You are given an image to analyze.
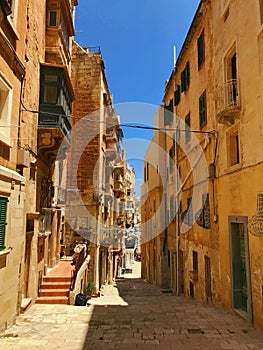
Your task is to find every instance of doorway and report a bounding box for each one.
[229,216,253,323]
[178,249,184,294]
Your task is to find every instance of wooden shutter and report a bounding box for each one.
[185,114,191,143]
[0,197,8,251]
[164,100,173,126]
[205,256,212,298]
[198,31,204,67]
[186,61,190,88]
[181,70,186,92]
[199,92,206,127]
[174,85,181,106]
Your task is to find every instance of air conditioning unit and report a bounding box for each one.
[17,149,30,167]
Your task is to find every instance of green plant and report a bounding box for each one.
[85,281,94,296]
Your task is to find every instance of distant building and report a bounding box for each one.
[66,42,125,292]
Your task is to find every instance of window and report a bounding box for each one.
[0,75,12,144]
[170,196,175,221]
[229,132,240,166]
[202,194,210,229]
[193,251,198,273]
[41,73,58,104]
[176,121,181,142]
[0,197,8,251]
[169,146,175,173]
[147,163,149,181]
[197,30,205,67]
[181,61,190,92]
[40,65,72,116]
[185,114,191,143]
[174,85,181,106]
[164,99,173,126]
[199,91,207,128]
[49,11,57,26]
[205,256,212,298]
[260,0,263,24]
[144,163,149,182]
[183,197,193,226]
[60,13,70,50]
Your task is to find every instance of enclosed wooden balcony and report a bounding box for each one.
[45,0,75,66]
[38,64,73,160]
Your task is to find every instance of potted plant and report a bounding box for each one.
[85,281,94,299]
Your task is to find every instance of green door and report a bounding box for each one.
[231,223,248,312]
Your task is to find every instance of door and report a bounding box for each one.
[231,53,237,103]
[229,216,252,322]
[178,249,184,294]
[171,252,176,290]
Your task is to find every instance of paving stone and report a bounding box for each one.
[1,277,263,349]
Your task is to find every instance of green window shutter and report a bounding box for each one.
[186,61,190,88]
[164,100,173,126]
[198,31,204,67]
[185,114,191,143]
[181,70,186,92]
[199,92,206,127]
[0,197,8,251]
[174,85,181,106]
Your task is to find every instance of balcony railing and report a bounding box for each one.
[216,79,241,122]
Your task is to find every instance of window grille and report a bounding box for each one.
[249,192,263,236]
[0,197,8,251]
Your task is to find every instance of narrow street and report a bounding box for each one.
[1,264,263,350]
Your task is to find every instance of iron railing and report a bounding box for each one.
[216,79,241,118]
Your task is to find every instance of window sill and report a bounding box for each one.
[0,133,12,148]
[0,247,12,257]
[225,163,242,175]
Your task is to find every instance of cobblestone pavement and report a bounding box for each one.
[1,276,263,349]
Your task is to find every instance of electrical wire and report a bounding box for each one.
[20,106,215,135]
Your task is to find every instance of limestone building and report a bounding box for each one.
[66,41,125,292]
[0,0,77,331]
[142,0,263,330]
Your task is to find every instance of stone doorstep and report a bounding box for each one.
[20,298,32,314]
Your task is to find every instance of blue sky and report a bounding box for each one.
[74,0,200,194]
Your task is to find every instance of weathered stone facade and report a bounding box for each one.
[0,0,77,332]
[142,0,263,331]
[66,42,124,293]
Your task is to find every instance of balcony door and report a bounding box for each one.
[225,50,238,105]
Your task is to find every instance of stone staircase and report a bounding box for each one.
[36,275,72,305]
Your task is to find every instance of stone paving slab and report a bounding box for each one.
[1,278,263,349]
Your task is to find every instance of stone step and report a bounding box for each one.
[35,296,69,305]
[41,282,71,289]
[43,276,71,283]
[39,289,69,297]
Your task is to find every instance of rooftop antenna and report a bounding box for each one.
[173,45,177,67]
